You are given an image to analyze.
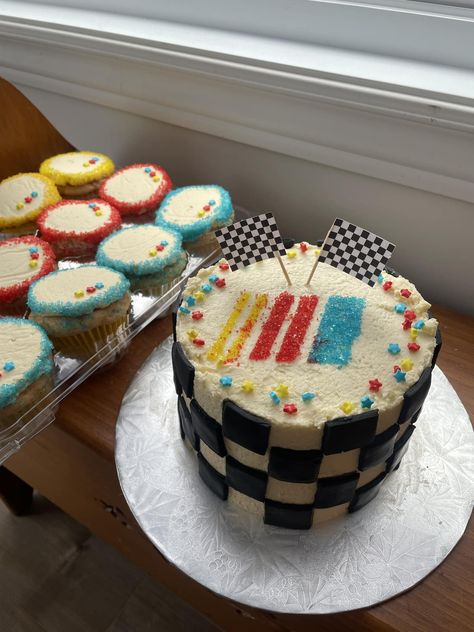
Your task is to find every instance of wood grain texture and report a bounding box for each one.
[0,78,74,180]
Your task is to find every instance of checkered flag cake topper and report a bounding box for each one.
[215,213,287,272]
[312,218,395,286]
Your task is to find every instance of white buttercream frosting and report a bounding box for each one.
[42,202,112,233]
[160,187,222,226]
[0,322,44,390]
[0,176,46,220]
[47,152,103,174]
[104,166,162,203]
[177,245,437,450]
[0,241,46,289]
[100,225,179,265]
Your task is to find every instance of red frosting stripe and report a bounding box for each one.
[249,291,294,361]
[0,236,56,304]
[276,295,319,362]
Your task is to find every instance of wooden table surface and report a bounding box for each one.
[9,304,474,632]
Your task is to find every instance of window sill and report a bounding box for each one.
[1,1,474,202]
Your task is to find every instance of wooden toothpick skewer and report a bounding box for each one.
[305,256,319,286]
[276,254,292,286]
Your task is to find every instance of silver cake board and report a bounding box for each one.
[115,337,474,615]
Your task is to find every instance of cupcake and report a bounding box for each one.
[40,151,115,198]
[0,318,54,430]
[0,236,57,315]
[27,265,131,355]
[37,199,122,258]
[0,173,61,229]
[155,185,233,248]
[99,163,172,216]
[96,225,187,295]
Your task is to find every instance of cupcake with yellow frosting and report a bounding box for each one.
[40,151,115,198]
[0,173,61,229]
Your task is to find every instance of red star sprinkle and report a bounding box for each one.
[24,196,32,203]
[89,159,96,164]
[192,338,205,346]
[369,379,382,392]
[400,289,412,298]
[408,342,420,352]
[404,310,416,321]
[402,319,412,330]
[86,286,96,293]
[393,365,401,373]
[30,252,39,260]
[299,242,308,252]
[215,278,226,288]
[382,281,393,291]
[156,244,164,251]
[219,262,229,271]
[191,311,203,320]
[283,403,298,414]
[203,205,211,211]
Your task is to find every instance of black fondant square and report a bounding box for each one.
[222,400,271,455]
[358,424,399,471]
[349,472,386,513]
[432,326,442,368]
[322,410,378,454]
[178,395,199,450]
[264,499,313,530]
[198,453,228,500]
[268,447,322,483]
[314,471,360,508]
[398,367,432,424]
[190,399,226,457]
[171,342,194,398]
[386,424,416,472]
[226,456,267,501]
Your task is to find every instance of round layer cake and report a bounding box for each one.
[0,173,61,228]
[40,151,115,198]
[99,163,172,216]
[155,185,233,246]
[0,236,56,311]
[172,243,441,529]
[37,199,122,257]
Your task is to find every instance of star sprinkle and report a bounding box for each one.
[187,329,198,339]
[301,392,316,401]
[394,303,406,314]
[299,242,308,252]
[193,291,205,301]
[274,384,289,398]
[400,289,412,298]
[340,401,355,415]
[388,343,401,355]
[186,296,196,307]
[191,311,203,320]
[393,370,406,382]
[241,380,254,393]
[3,361,15,372]
[192,338,205,346]
[74,290,84,298]
[286,250,296,258]
[219,262,229,271]
[404,310,416,322]
[283,403,298,414]
[201,284,212,293]
[29,261,38,269]
[219,376,232,387]
[360,395,374,409]
[400,358,414,372]
[382,281,393,291]
[413,320,425,330]
[408,342,420,352]
[95,282,104,290]
[369,378,382,392]
[378,274,384,284]
[410,328,419,340]
[269,391,280,405]
[179,306,190,315]
[209,274,219,283]
[215,278,226,288]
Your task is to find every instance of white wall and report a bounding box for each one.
[18,85,474,315]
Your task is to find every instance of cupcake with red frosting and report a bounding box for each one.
[0,236,56,315]
[99,163,172,216]
[37,198,121,258]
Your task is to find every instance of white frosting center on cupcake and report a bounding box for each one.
[43,202,112,233]
[0,322,43,389]
[0,242,46,289]
[48,152,102,174]
[100,225,178,264]
[104,167,162,203]
[161,187,222,226]
[0,176,46,219]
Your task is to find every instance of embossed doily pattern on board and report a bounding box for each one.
[115,337,474,614]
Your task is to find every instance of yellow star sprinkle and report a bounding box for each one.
[82,162,90,167]
[410,328,418,340]
[286,250,296,258]
[149,249,157,257]
[314,249,321,255]
[16,202,24,210]
[340,401,355,415]
[198,210,205,218]
[241,380,254,393]
[194,291,205,301]
[74,290,84,298]
[275,383,289,398]
[400,358,414,372]
[187,329,198,340]
[95,211,103,217]
[29,260,38,269]
[153,176,160,182]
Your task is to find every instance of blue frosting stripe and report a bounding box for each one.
[0,317,54,408]
[96,225,183,276]
[155,185,233,241]
[27,265,130,317]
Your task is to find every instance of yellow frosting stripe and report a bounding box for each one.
[223,293,268,363]
[207,291,250,362]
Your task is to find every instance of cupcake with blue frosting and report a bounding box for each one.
[27,265,131,355]
[155,185,233,248]
[96,225,187,296]
[0,317,54,429]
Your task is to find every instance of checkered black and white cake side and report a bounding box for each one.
[215,213,286,271]
[319,218,395,287]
